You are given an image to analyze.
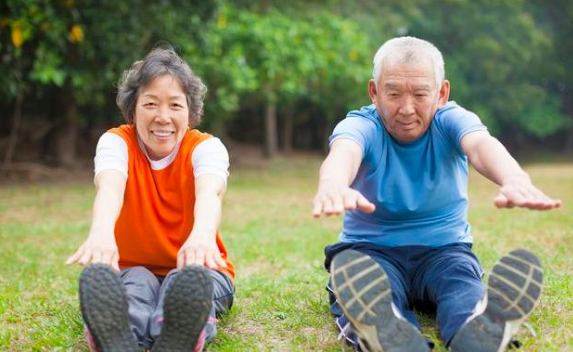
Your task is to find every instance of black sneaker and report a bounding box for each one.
[331,250,430,352]
[449,249,543,352]
[152,265,213,352]
[79,264,140,352]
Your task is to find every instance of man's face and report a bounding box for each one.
[369,58,450,143]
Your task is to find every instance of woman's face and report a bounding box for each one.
[133,74,189,160]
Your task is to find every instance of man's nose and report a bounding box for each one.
[398,96,415,116]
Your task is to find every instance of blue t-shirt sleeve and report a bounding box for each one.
[329,114,378,160]
[435,102,488,155]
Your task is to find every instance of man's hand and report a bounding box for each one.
[494,176,562,210]
[177,234,227,270]
[312,183,376,218]
[65,234,119,271]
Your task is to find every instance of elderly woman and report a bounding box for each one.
[66,46,235,352]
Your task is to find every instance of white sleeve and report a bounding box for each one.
[94,133,129,179]
[192,138,230,185]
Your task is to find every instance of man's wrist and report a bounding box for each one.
[501,172,531,187]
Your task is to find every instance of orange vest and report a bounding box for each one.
[109,124,234,280]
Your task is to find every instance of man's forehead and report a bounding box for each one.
[380,61,435,87]
[383,81,433,90]
[381,55,434,76]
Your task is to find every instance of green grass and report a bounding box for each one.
[1,157,572,351]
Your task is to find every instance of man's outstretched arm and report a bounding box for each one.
[461,130,562,210]
[312,139,376,218]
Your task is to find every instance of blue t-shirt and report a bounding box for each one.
[330,101,487,247]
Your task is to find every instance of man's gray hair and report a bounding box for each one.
[116,45,207,127]
[372,36,445,88]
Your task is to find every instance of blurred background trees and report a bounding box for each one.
[1,0,571,171]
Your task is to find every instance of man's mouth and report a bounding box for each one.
[398,121,417,130]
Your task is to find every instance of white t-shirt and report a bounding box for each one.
[94,132,229,184]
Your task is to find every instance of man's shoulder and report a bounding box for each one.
[435,101,474,120]
[347,104,379,122]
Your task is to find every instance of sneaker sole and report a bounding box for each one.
[79,264,139,352]
[152,265,213,352]
[331,250,429,352]
[449,249,543,352]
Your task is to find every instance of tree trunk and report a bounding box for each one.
[282,108,293,154]
[263,83,278,158]
[565,129,573,155]
[265,101,278,157]
[563,91,573,155]
[44,80,78,167]
[1,92,24,176]
[55,98,78,167]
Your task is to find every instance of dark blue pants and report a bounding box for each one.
[324,242,485,345]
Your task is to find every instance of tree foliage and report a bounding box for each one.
[1,0,572,165]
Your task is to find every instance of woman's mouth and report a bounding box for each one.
[151,130,175,139]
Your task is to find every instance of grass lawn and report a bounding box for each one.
[0,156,572,351]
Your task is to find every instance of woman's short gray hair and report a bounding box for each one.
[116,45,207,127]
[372,36,445,88]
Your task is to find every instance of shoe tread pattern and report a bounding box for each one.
[79,264,139,352]
[331,250,429,352]
[152,265,213,352]
[450,249,543,352]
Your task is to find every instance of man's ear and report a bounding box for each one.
[368,79,378,104]
[438,79,450,107]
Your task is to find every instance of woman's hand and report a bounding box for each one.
[65,234,119,271]
[177,234,227,270]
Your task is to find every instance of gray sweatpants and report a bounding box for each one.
[120,266,234,350]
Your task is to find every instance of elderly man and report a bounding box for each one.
[312,36,561,352]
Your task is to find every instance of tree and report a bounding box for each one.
[0,0,218,167]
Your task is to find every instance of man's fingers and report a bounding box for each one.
[314,189,375,217]
[343,194,358,211]
[312,199,324,218]
[357,195,376,213]
[494,194,508,208]
[330,195,345,216]
[322,194,336,216]
[496,187,562,210]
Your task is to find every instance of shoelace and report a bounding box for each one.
[522,322,537,338]
[337,321,352,341]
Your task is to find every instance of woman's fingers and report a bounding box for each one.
[178,245,227,269]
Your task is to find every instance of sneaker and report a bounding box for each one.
[152,265,213,352]
[79,264,140,352]
[449,249,543,352]
[330,249,430,352]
